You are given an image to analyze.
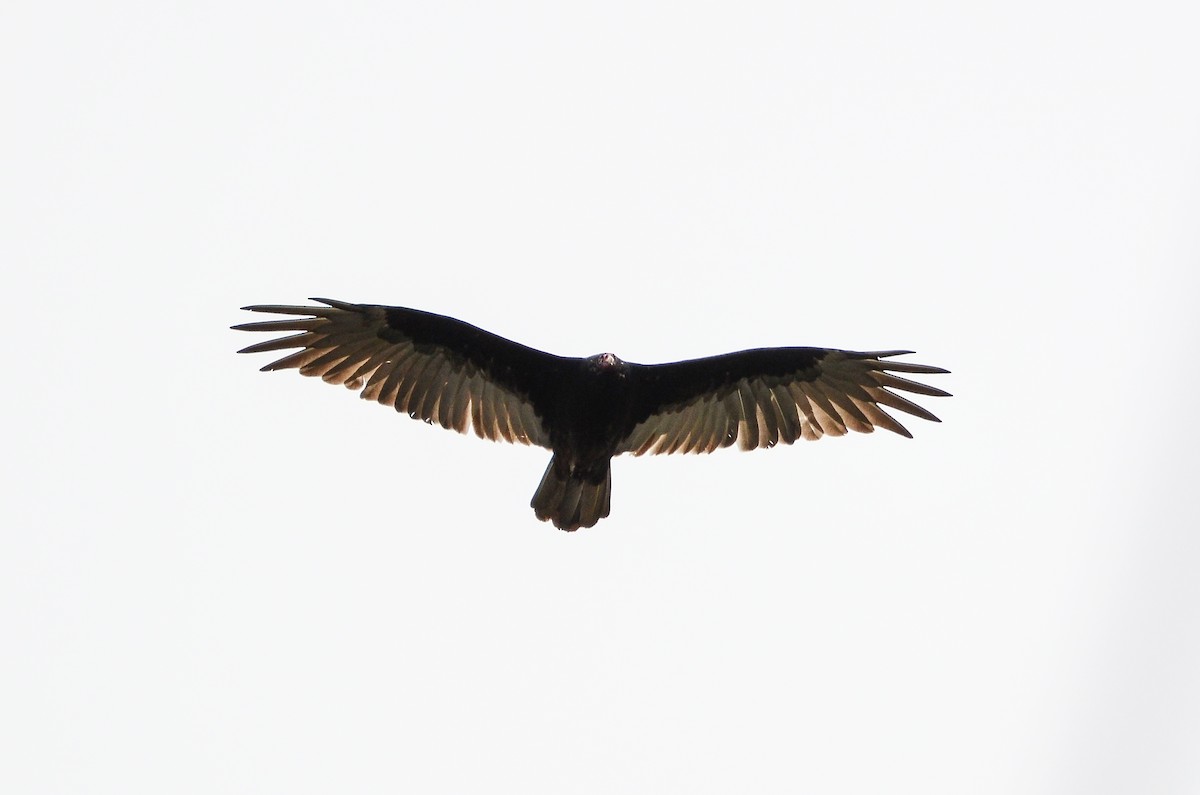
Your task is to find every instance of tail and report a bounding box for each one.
[530,456,612,531]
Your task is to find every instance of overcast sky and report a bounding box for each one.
[3,1,1198,793]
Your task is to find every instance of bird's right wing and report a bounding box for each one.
[619,348,950,455]
[233,299,558,447]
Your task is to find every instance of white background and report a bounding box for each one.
[3,1,1197,793]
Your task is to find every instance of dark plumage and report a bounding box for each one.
[233,299,951,530]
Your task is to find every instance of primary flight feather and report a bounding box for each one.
[234,299,950,531]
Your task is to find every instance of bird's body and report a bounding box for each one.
[529,353,631,529]
[234,299,950,530]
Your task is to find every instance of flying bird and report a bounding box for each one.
[234,299,950,531]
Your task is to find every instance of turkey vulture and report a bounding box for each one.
[234,299,950,531]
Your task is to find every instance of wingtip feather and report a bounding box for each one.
[309,297,363,311]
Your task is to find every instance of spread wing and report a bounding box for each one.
[619,348,949,455]
[233,298,559,447]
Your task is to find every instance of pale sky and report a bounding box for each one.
[3,1,1198,793]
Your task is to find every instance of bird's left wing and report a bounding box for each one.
[233,299,557,447]
[619,348,950,455]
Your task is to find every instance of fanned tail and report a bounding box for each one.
[531,456,611,531]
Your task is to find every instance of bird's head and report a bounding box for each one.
[587,352,628,377]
